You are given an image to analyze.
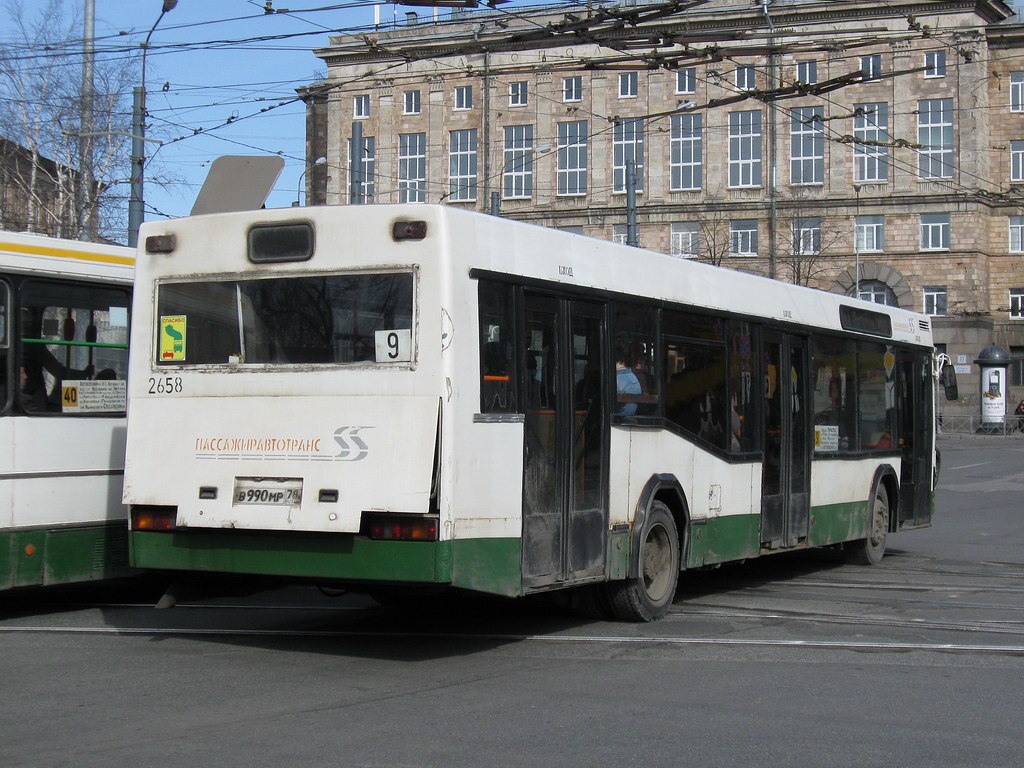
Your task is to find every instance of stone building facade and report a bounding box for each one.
[305,0,1024,418]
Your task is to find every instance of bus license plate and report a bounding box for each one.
[233,478,303,507]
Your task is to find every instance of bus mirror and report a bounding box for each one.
[940,361,959,401]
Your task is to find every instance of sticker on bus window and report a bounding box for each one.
[61,379,127,413]
[374,329,412,363]
[160,315,187,362]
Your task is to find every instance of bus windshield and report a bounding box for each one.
[155,272,414,366]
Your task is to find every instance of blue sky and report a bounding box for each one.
[3,0,515,227]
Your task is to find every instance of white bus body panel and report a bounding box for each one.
[124,394,437,533]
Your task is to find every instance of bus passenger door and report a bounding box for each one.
[897,350,934,528]
[761,332,810,549]
[522,293,608,588]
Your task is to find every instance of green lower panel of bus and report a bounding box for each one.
[130,530,465,586]
[0,523,131,591]
[686,514,761,568]
[808,500,871,547]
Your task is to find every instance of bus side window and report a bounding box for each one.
[810,335,856,453]
[613,302,657,416]
[478,281,517,414]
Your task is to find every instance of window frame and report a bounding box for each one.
[917,98,954,180]
[563,76,582,103]
[728,110,762,188]
[923,285,948,316]
[855,215,885,253]
[454,85,473,111]
[502,124,534,200]
[618,72,638,98]
[353,94,370,119]
[557,120,588,196]
[613,118,645,194]
[790,106,824,185]
[854,102,890,183]
[669,113,702,191]
[924,51,946,78]
[670,222,699,258]
[402,90,421,115]
[920,213,951,251]
[676,67,697,94]
[730,219,759,256]
[509,81,528,107]
[398,132,427,203]
[448,128,478,203]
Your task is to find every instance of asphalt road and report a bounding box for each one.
[2,437,1023,768]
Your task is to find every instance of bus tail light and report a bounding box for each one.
[131,505,178,532]
[365,514,438,542]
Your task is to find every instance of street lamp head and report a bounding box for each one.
[163,1,178,12]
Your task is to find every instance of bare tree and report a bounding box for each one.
[0,0,136,242]
[777,202,845,287]
[692,205,733,267]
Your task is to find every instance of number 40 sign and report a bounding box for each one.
[374,329,412,362]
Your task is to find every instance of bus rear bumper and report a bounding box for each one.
[129,530,452,585]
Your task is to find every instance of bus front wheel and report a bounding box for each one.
[846,484,889,565]
[606,501,680,621]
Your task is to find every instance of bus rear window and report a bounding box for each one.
[156,272,414,365]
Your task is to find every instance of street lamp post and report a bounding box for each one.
[128,0,177,248]
[292,157,327,207]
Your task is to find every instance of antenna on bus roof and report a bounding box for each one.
[191,155,285,216]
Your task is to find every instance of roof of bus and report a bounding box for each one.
[0,229,134,282]
[138,204,932,347]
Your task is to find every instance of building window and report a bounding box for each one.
[920,213,950,250]
[348,136,375,202]
[730,220,758,256]
[398,132,426,203]
[1010,289,1024,319]
[618,72,638,98]
[563,76,582,102]
[557,120,588,196]
[858,280,898,306]
[353,94,370,119]
[676,68,696,94]
[791,218,821,255]
[670,113,702,191]
[613,118,644,193]
[1012,72,1024,112]
[448,129,477,202]
[670,222,699,258]
[854,103,890,182]
[918,98,954,179]
[455,85,473,110]
[1012,141,1024,183]
[1010,216,1024,253]
[924,51,946,78]
[509,81,528,106]
[736,65,756,91]
[612,225,628,245]
[855,215,885,253]
[1011,346,1024,386]
[403,90,421,115]
[502,125,533,199]
[923,286,947,316]
[860,55,882,81]
[796,60,817,86]
[791,106,824,185]
[729,110,762,188]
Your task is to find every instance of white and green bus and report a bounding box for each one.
[1,230,134,590]
[125,205,942,620]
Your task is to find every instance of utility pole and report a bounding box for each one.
[128,1,177,248]
[80,0,95,241]
[626,159,638,247]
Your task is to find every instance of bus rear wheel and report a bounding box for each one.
[846,483,889,565]
[606,501,680,622]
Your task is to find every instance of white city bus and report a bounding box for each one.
[1,230,134,590]
[125,205,939,620]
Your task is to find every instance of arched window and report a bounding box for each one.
[854,280,898,306]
